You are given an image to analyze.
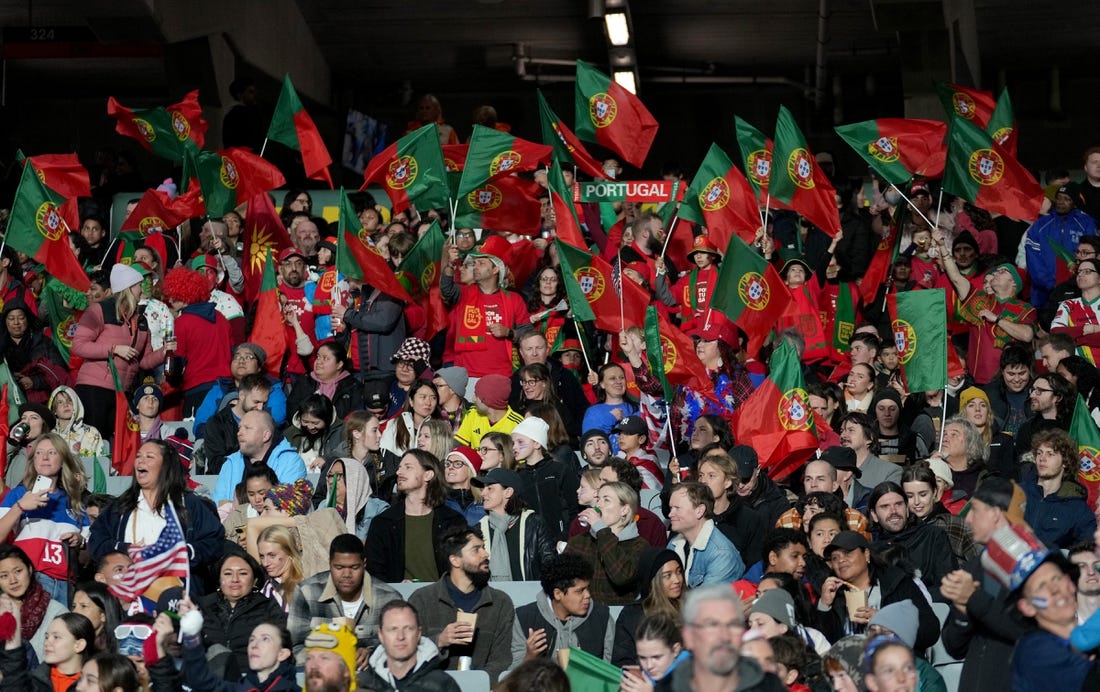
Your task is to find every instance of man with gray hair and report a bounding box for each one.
[657,584,786,691]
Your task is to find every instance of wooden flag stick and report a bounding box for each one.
[572,318,594,373]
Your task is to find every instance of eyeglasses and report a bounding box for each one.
[1031,386,1054,394]
[1079,268,1098,275]
[478,446,499,454]
[233,352,258,362]
[520,378,545,387]
[444,460,469,470]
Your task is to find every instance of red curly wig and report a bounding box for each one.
[161,268,213,305]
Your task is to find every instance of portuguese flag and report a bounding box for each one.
[267,74,333,188]
[336,189,411,302]
[248,247,288,378]
[988,88,1017,156]
[644,305,712,400]
[120,188,201,236]
[453,175,542,234]
[887,289,948,393]
[1070,394,1100,508]
[556,239,646,331]
[183,147,286,217]
[731,340,818,480]
[241,192,294,304]
[549,159,587,249]
[396,219,444,298]
[442,144,468,172]
[711,233,792,357]
[39,278,85,365]
[834,119,948,186]
[679,142,762,247]
[18,150,91,235]
[107,90,207,162]
[1049,237,1076,286]
[770,106,840,236]
[574,60,658,168]
[457,124,553,199]
[734,116,784,207]
[937,82,998,128]
[361,123,449,213]
[8,162,90,291]
[536,89,604,179]
[941,116,1043,221]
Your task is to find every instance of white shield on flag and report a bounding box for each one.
[755,160,770,178]
[797,157,812,180]
[748,280,764,301]
[477,190,493,205]
[979,156,995,177]
[596,101,609,119]
[579,276,595,294]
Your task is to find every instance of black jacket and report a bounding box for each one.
[178,641,300,692]
[286,373,364,420]
[515,456,580,542]
[202,404,243,474]
[508,360,589,440]
[365,503,466,583]
[713,498,765,566]
[477,510,556,581]
[200,590,288,678]
[356,653,460,692]
[817,562,941,651]
[0,646,50,692]
[743,473,791,528]
[872,521,957,602]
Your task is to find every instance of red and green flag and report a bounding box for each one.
[120,188,201,237]
[396,220,445,298]
[679,142,762,247]
[1070,395,1100,508]
[734,116,785,208]
[834,119,948,186]
[988,88,1017,156]
[107,90,207,162]
[937,82,998,128]
[39,278,85,365]
[574,60,658,168]
[8,162,90,291]
[711,233,792,356]
[18,150,91,234]
[361,124,449,213]
[184,147,286,218]
[108,358,140,476]
[336,189,412,302]
[266,74,333,188]
[1049,237,1076,286]
[549,159,587,249]
[248,248,288,378]
[887,289,948,393]
[644,305,712,400]
[731,340,819,480]
[556,239,647,331]
[941,116,1043,221]
[456,124,553,199]
[770,106,840,236]
[536,89,604,179]
[453,175,543,235]
[241,192,294,304]
[442,144,468,197]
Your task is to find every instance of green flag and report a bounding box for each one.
[711,234,792,354]
[888,289,948,392]
[565,647,622,692]
[0,361,24,424]
[832,282,858,353]
[644,305,675,401]
[363,124,451,213]
[555,240,601,324]
[988,88,1016,154]
[1070,395,1100,508]
[456,125,553,199]
[8,163,92,291]
[734,115,772,199]
[39,278,88,364]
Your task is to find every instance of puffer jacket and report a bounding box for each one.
[515,456,580,541]
[199,590,288,679]
[0,646,51,692]
[71,296,164,391]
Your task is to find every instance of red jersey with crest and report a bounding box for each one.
[448,285,529,377]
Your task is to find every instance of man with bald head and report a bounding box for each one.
[212,409,306,504]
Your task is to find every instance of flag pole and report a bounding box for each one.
[762,192,772,233]
[572,318,594,373]
[889,184,937,230]
[617,247,625,330]
[658,212,680,262]
[259,138,269,158]
[933,187,945,231]
[937,386,949,450]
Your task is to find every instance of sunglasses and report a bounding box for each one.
[115,624,153,640]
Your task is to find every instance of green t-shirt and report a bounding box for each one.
[404,512,438,582]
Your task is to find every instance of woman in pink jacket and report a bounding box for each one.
[72,264,169,442]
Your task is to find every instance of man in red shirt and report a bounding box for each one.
[276,247,318,379]
[440,235,529,381]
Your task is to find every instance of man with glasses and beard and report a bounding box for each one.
[656,583,786,691]
[409,526,516,682]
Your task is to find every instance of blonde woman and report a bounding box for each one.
[416,418,455,461]
[565,481,647,605]
[256,524,305,612]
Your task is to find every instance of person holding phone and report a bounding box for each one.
[0,433,89,602]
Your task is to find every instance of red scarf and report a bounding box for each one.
[21,579,51,643]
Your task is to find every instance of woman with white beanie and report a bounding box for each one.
[512,415,580,542]
[71,263,169,441]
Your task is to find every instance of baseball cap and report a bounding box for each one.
[824,530,871,559]
[278,247,306,263]
[471,467,523,492]
[729,445,758,479]
[819,445,861,479]
[612,416,648,436]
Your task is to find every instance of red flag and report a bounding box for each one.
[537,89,606,180]
[108,360,140,476]
[267,75,333,187]
[711,234,794,357]
[455,176,544,236]
[859,223,899,304]
[249,249,289,377]
[937,82,998,128]
[336,189,412,302]
[108,90,207,160]
[574,61,659,168]
[121,189,198,235]
[549,160,586,249]
[20,152,91,234]
[442,144,469,172]
[650,308,712,393]
[241,193,294,304]
[770,106,840,237]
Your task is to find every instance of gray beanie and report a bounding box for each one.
[752,588,796,629]
[868,599,919,648]
[434,366,469,398]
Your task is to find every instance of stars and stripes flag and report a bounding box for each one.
[108,502,190,602]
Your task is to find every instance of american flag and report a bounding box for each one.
[108,502,190,602]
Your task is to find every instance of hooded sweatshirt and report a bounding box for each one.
[48,385,106,459]
[358,636,457,691]
[173,301,232,392]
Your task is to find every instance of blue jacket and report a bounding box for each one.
[1020,464,1097,549]
[193,375,288,437]
[667,519,745,587]
[213,437,307,503]
[1011,629,1091,692]
[1023,208,1096,306]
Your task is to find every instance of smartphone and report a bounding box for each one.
[862,181,875,207]
[32,475,52,494]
